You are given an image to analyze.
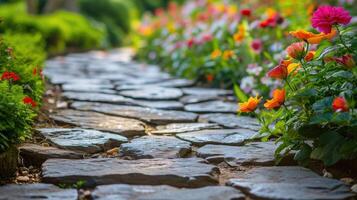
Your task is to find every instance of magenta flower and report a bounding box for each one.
[251,39,263,53]
[311,6,352,34]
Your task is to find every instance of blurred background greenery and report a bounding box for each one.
[0,0,184,55]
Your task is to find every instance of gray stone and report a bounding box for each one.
[200,114,260,131]
[0,183,77,200]
[181,88,232,96]
[227,166,355,200]
[62,92,134,105]
[70,102,198,125]
[152,123,220,135]
[133,100,184,110]
[42,158,219,187]
[62,83,115,94]
[180,95,218,104]
[119,87,183,100]
[51,110,145,137]
[176,129,257,146]
[91,184,245,200]
[153,78,195,88]
[184,101,238,113]
[120,136,191,159]
[19,143,83,166]
[37,128,128,154]
[197,142,278,165]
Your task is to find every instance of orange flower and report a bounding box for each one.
[223,50,234,60]
[286,42,305,60]
[267,60,291,79]
[233,24,245,42]
[206,74,214,82]
[264,89,285,109]
[332,97,348,112]
[287,63,301,74]
[211,49,222,59]
[304,51,315,62]
[289,29,337,44]
[239,96,262,113]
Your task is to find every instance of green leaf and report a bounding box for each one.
[312,97,333,112]
[234,84,248,102]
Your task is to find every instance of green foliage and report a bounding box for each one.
[0,36,43,152]
[79,0,137,47]
[0,2,104,54]
[259,26,357,166]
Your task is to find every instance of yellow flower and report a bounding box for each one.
[211,49,222,59]
[287,63,300,74]
[238,96,261,113]
[223,50,234,60]
[233,24,245,42]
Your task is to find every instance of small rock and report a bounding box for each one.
[323,169,333,178]
[340,177,354,185]
[351,184,357,193]
[16,176,30,182]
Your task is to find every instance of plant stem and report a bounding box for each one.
[335,25,353,53]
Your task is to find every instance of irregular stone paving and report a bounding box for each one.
[196,142,279,165]
[19,143,83,166]
[227,166,355,200]
[151,123,221,135]
[120,136,191,159]
[37,128,128,154]
[176,129,258,146]
[91,184,245,200]
[51,109,146,137]
[0,183,77,200]
[42,158,219,187]
[70,101,198,125]
[8,50,350,200]
[200,113,261,131]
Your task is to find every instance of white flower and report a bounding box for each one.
[240,76,255,93]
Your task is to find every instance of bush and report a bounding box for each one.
[0,2,104,54]
[79,0,137,47]
[0,35,43,152]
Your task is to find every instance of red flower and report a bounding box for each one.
[201,34,213,43]
[186,38,196,48]
[311,6,351,34]
[251,39,263,53]
[334,54,355,69]
[206,74,214,82]
[332,97,348,112]
[267,60,291,79]
[240,9,251,17]
[23,96,37,108]
[286,42,305,60]
[1,71,20,81]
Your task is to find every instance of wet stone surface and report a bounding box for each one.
[51,109,146,137]
[196,142,278,166]
[120,136,191,159]
[176,129,258,146]
[119,87,183,100]
[200,114,260,131]
[91,184,245,200]
[19,143,83,167]
[37,128,128,154]
[0,183,77,200]
[42,158,219,187]
[184,101,238,113]
[151,123,221,135]
[227,166,355,200]
[70,102,198,125]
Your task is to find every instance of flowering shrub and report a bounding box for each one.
[138,1,356,166]
[239,5,356,166]
[136,0,313,93]
[0,34,44,152]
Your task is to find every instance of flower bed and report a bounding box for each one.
[137,0,356,166]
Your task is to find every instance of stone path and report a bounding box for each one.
[1,49,355,200]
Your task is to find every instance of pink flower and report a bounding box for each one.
[311,6,352,34]
[286,42,305,60]
[186,38,196,48]
[251,39,263,53]
[201,34,213,43]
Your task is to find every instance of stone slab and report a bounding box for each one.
[120,136,191,159]
[50,110,145,137]
[180,95,218,104]
[227,166,355,200]
[42,158,219,188]
[200,114,260,131]
[152,123,220,135]
[181,88,232,96]
[91,184,245,200]
[184,101,238,113]
[119,87,183,100]
[38,128,128,154]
